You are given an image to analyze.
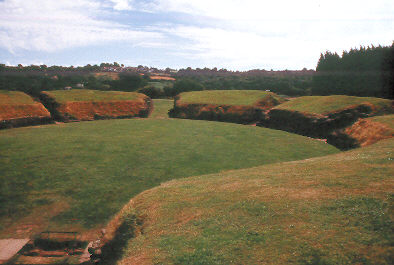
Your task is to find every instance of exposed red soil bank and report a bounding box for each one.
[169,93,282,124]
[0,93,52,129]
[344,118,394,147]
[40,92,153,122]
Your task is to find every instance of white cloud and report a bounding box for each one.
[143,0,394,20]
[109,0,133,11]
[0,0,392,69]
[0,0,163,53]
[148,0,394,69]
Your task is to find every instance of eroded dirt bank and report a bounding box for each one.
[40,92,153,122]
[0,103,52,129]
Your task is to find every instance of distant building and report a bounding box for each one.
[64,86,72,90]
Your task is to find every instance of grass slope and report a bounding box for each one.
[178,90,281,106]
[275,95,392,115]
[42,89,140,103]
[110,138,394,265]
[0,90,37,105]
[0,118,338,236]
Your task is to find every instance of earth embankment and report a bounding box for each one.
[0,91,52,129]
[40,89,153,122]
[169,90,284,124]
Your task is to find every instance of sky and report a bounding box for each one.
[0,0,393,71]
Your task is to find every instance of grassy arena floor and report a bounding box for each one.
[0,103,338,236]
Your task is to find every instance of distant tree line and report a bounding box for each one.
[2,43,392,99]
[312,43,394,99]
[0,72,147,96]
[138,75,312,99]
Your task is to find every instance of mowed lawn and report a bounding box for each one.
[177,90,281,106]
[0,118,338,235]
[114,138,394,265]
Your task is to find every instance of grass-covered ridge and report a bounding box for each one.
[107,138,394,265]
[0,90,38,105]
[274,95,392,115]
[0,118,338,236]
[42,89,140,103]
[177,90,282,106]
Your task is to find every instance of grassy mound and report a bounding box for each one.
[104,138,394,265]
[170,90,284,123]
[0,119,338,237]
[177,90,283,107]
[0,91,51,129]
[274,95,392,115]
[40,89,152,121]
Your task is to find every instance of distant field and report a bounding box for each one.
[177,90,282,106]
[274,95,392,115]
[42,89,140,103]
[0,90,37,105]
[111,138,394,265]
[0,119,338,237]
[93,72,119,80]
[150,75,176,81]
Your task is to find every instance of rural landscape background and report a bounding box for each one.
[1,0,393,264]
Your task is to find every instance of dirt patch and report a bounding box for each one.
[40,92,153,122]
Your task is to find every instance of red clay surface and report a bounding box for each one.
[57,99,151,121]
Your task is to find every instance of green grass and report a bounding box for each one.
[42,89,141,103]
[114,138,394,265]
[368,114,394,129]
[275,95,392,115]
[178,90,279,106]
[150,99,173,119]
[0,90,37,105]
[0,118,338,234]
